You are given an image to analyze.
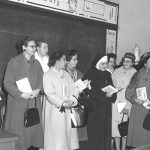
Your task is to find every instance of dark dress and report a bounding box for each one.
[83,67,116,150]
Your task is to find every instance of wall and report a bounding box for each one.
[117,0,150,63]
[0,2,113,84]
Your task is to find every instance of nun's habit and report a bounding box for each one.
[83,53,116,150]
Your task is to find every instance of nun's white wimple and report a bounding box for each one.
[95,56,108,69]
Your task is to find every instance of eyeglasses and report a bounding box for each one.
[123,60,132,63]
[28,45,36,49]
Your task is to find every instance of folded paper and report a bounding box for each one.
[16,77,32,94]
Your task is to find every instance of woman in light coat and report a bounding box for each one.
[43,51,79,150]
[112,53,136,150]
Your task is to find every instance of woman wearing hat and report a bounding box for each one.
[111,52,136,150]
[125,52,150,149]
[82,53,117,150]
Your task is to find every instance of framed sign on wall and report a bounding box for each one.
[106,29,117,54]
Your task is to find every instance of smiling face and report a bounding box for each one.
[123,58,133,70]
[108,57,116,68]
[99,62,108,71]
[67,54,78,69]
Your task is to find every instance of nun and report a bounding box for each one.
[83,53,117,150]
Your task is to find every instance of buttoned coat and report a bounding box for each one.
[43,67,79,150]
[4,54,44,150]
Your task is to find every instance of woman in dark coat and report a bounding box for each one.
[83,53,116,150]
[4,37,44,150]
[125,52,150,148]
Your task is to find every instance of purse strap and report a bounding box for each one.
[26,98,37,109]
[121,113,125,123]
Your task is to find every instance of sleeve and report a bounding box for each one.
[43,73,64,107]
[89,72,116,105]
[125,72,138,104]
[107,72,117,103]
[4,59,23,100]
[68,75,78,106]
[36,63,43,92]
[111,69,117,87]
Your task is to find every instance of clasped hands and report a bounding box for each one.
[134,98,150,109]
[21,89,40,100]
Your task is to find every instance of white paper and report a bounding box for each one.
[71,108,78,126]
[117,102,127,113]
[136,87,148,102]
[101,85,118,94]
[16,78,32,94]
[75,79,86,92]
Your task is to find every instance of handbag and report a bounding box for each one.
[118,114,129,137]
[143,110,150,131]
[24,98,40,128]
[71,103,88,128]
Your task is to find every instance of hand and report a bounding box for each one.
[63,100,74,109]
[21,93,31,100]
[83,80,91,90]
[106,93,113,97]
[30,89,40,98]
[134,98,144,105]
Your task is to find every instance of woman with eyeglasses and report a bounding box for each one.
[111,53,136,150]
[125,52,150,149]
[4,37,44,150]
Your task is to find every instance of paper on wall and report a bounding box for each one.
[16,77,32,94]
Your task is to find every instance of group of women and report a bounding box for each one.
[3,36,150,150]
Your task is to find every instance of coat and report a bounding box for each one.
[112,66,136,137]
[83,67,116,150]
[66,68,88,141]
[43,67,79,150]
[126,68,150,147]
[4,54,44,150]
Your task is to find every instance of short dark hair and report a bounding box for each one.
[36,40,48,48]
[16,36,35,54]
[49,51,64,67]
[22,36,35,47]
[65,49,78,62]
[107,53,117,62]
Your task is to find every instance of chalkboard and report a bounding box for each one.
[0,1,117,84]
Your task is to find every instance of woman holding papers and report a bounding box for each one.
[43,51,79,150]
[125,52,150,149]
[4,37,44,150]
[111,52,136,150]
[83,53,116,150]
[65,49,89,148]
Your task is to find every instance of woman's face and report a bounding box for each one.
[145,57,150,70]
[37,42,48,57]
[67,55,78,69]
[99,62,108,71]
[108,57,116,68]
[23,40,36,57]
[123,58,133,70]
[58,55,67,70]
